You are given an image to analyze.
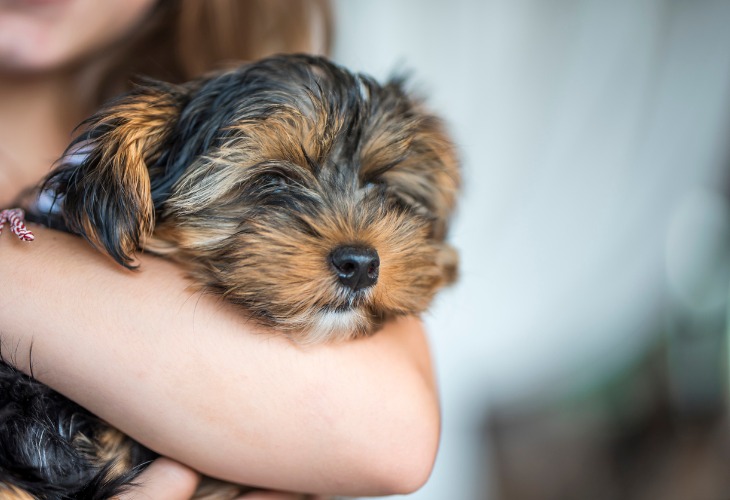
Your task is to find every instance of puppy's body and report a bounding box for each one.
[0,55,459,498]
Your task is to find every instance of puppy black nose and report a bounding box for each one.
[330,246,379,291]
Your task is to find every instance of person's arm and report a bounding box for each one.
[0,226,440,497]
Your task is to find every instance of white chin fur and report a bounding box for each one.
[302,309,369,343]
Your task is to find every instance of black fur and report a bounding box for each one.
[0,358,155,499]
[2,54,459,498]
[43,55,451,270]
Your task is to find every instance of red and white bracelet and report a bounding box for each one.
[0,208,35,241]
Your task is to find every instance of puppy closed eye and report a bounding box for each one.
[360,173,433,224]
[392,191,431,217]
[252,172,321,215]
[362,178,385,191]
[253,162,314,194]
[246,174,292,207]
[381,189,446,239]
[261,174,289,194]
[360,159,402,189]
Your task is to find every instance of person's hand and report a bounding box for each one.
[238,492,330,500]
[116,458,200,500]
[114,458,328,500]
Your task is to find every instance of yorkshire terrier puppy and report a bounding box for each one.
[0,54,459,499]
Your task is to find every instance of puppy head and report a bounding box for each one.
[51,55,460,341]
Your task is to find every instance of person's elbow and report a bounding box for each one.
[354,383,441,496]
[377,413,440,495]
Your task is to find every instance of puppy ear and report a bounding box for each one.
[45,82,185,268]
[437,242,459,286]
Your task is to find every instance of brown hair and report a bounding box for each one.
[96,0,332,104]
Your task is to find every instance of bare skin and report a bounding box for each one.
[115,458,201,500]
[0,226,439,496]
[0,226,439,495]
[0,46,440,500]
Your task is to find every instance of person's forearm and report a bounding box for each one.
[0,227,440,496]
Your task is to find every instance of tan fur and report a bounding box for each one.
[61,87,184,267]
[192,478,249,499]
[144,98,459,343]
[94,93,177,253]
[94,428,135,479]
[38,56,461,496]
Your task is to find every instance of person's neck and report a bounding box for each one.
[0,68,98,204]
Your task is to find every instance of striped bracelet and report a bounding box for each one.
[0,208,35,242]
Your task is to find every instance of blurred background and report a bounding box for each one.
[331,1,730,498]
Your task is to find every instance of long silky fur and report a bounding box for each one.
[0,356,156,499]
[42,57,459,338]
[7,54,460,497]
[42,80,189,268]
